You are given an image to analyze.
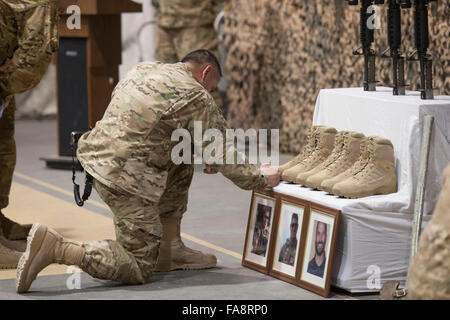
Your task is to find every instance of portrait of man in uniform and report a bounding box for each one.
[250,204,272,257]
[277,213,299,266]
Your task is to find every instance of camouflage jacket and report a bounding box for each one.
[77,62,267,203]
[278,237,297,266]
[0,0,59,102]
[156,0,228,29]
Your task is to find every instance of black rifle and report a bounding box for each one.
[381,0,410,95]
[348,0,385,91]
[407,0,436,100]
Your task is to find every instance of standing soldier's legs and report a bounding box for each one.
[16,180,162,292]
[156,163,217,271]
[155,26,178,63]
[174,26,223,108]
[0,98,32,241]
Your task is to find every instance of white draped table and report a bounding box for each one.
[274,87,450,292]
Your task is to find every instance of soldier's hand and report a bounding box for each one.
[265,172,281,189]
[203,164,218,174]
[260,164,280,189]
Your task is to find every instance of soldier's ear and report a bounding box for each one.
[201,65,212,81]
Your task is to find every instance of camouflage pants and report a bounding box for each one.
[0,98,16,210]
[155,25,219,64]
[155,25,222,107]
[80,163,194,285]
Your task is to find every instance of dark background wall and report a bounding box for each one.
[223,0,449,154]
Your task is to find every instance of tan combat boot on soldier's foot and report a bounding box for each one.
[0,231,26,252]
[0,211,32,241]
[155,217,217,272]
[279,126,323,175]
[304,131,365,189]
[406,164,450,300]
[0,242,22,269]
[295,131,349,186]
[285,127,337,184]
[16,223,86,293]
[320,137,370,193]
[331,136,397,199]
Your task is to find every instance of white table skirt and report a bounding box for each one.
[274,87,450,292]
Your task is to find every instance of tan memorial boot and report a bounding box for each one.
[331,136,397,199]
[0,211,32,241]
[282,126,337,183]
[305,131,365,189]
[292,127,337,184]
[320,137,370,193]
[16,223,86,293]
[406,164,450,300]
[279,126,322,174]
[155,217,217,272]
[296,131,349,186]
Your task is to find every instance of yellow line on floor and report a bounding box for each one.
[181,232,243,260]
[12,172,243,261]
[14,172,109,210]
[8,172,357,300]
[0,182,115,280]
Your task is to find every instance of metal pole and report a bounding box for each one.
[410,114,434,259]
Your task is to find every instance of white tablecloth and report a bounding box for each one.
[274,87,450,292]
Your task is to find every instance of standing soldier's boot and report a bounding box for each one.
[0,211,32,241]
[16,223,86,293]
[155,217,217,272]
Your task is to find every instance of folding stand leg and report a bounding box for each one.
[410,115,434,258]
[380,115,434,300]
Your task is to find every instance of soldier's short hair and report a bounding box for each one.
[181,49,222,77]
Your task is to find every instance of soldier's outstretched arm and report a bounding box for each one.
[191,93,269,191]
[0,2,57,99]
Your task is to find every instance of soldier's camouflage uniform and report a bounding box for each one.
[155,0,227,63]
[278,237,297,266]
[77,61,267,284]
[406,164,450,299]
[154,0,228,107]
[0,0,59,210]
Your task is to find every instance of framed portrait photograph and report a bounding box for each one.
[269,196,308,284]
[299,203,340,297]
[242,191,277,273]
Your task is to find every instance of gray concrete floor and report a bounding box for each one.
[0,118,378,300]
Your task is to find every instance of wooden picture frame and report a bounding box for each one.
[268,194,309,286]
[298,202,341,298]
[242,190,278,274]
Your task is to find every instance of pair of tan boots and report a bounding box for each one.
[279,125,397,199]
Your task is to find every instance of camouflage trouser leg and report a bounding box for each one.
[80,180,162,285]
[155,25,223,108]
[155,26,179,64]
[0,98,16,210]
[158,163,194,219]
